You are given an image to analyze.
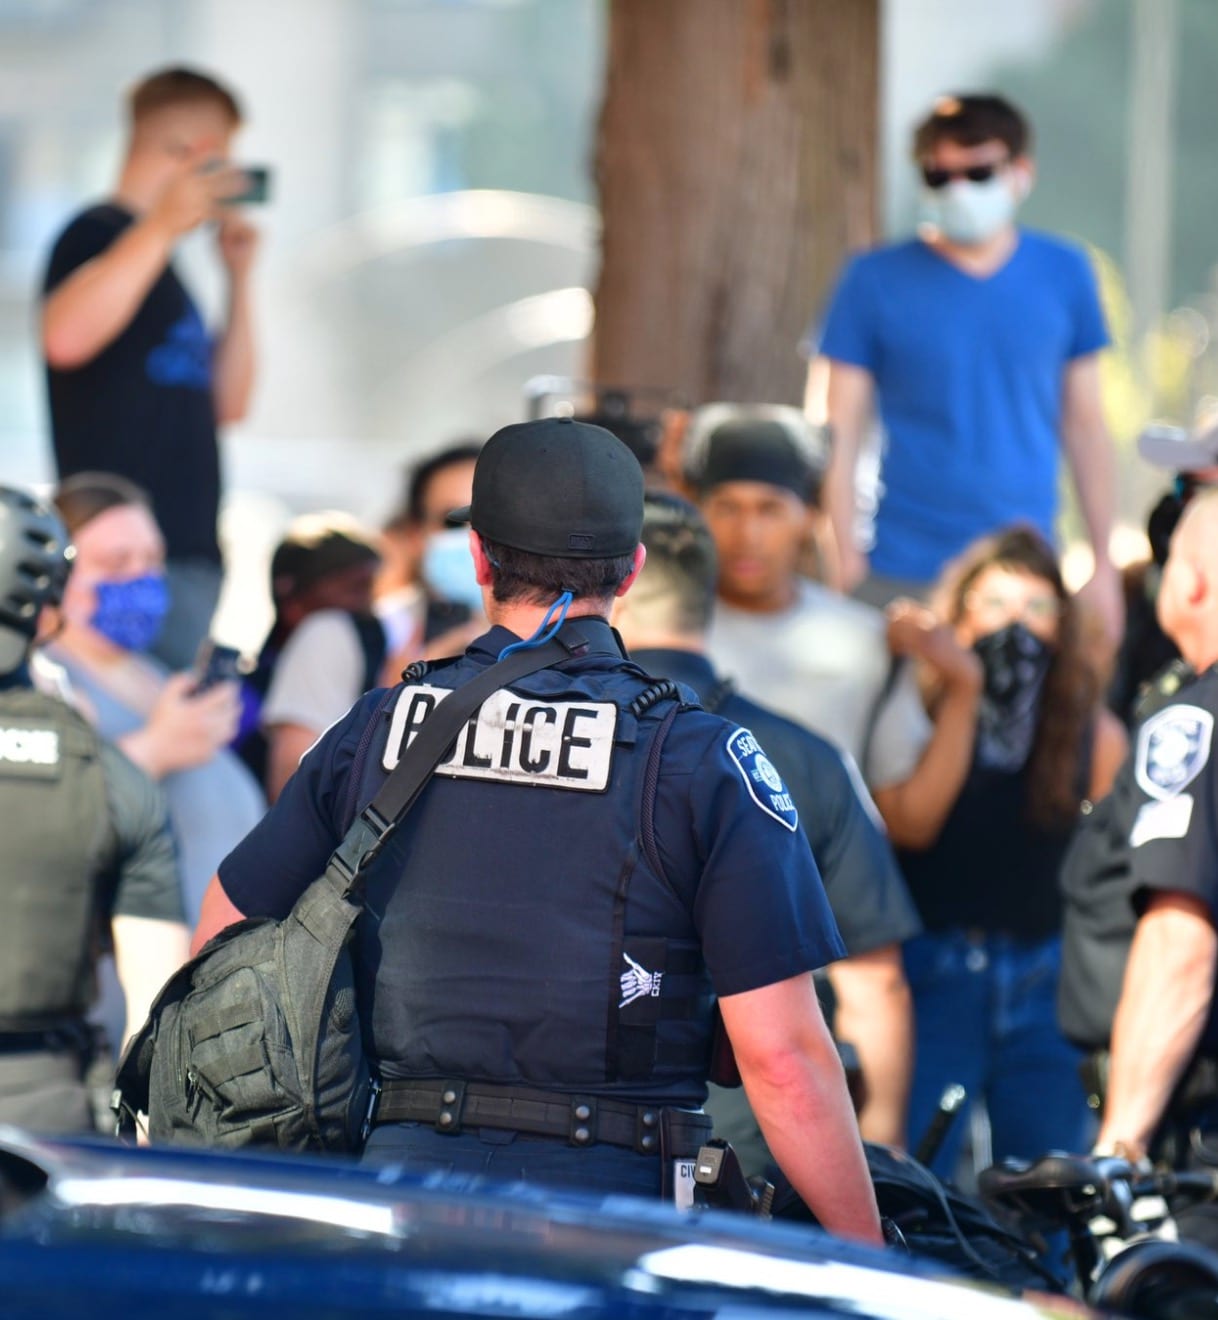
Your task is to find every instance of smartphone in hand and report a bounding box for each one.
[192,641,248,694]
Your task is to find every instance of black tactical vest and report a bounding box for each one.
[345,651,715,1107]
[0,685,113,1028]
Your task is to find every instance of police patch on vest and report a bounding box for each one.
[726,727,798,831]
[1135,704,1213,801]
[0,723,61,779]
[384,684,617,791]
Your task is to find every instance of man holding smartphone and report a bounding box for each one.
[41,66,261,670]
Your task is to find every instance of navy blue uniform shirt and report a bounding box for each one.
[220,622,845,1002]
[631,647,920,956]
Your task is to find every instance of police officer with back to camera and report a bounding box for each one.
[195,418,883,1243]
[613,492,920,1156]
[1060,489,1218,1172]
[0,485,187,1133]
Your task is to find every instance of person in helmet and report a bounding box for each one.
[0,484,187,1133]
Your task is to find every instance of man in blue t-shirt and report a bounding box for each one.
[808,93,1119,640]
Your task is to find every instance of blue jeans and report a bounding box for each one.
[904,930,1092,1180]
[151,558,223,672]
[361,1122,663,1199]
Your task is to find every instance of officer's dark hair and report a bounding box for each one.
[479,537,636,608]
[913,94,1030,160]
[935,525,1096,829]
[385,443,483,533]
[634,493,717,636]
[54,471,153,537]
[129,67,243,127]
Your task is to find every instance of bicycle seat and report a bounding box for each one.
[978,1153,1128,1218]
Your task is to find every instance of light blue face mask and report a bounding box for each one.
[918,174,1018,246]
[422,527,484,613]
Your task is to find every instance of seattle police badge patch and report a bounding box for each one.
[726,728,798,831]
[1134,704,1213,801]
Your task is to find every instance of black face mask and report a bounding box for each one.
[972,622,1053,770]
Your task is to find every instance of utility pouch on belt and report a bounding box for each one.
[114,626,595,1153]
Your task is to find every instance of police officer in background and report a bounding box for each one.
[0,485,187,1132]
[613,492,920,1152]
[1060,489,1218,1169]
[195,418,883,1244]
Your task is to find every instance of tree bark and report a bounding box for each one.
[592,0,878,407]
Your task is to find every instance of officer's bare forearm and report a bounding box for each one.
[829,947,913,1148]
[113,916,190,1047]
[1097,895,1217,1158]
[873,684,979,849]
[192,874,249,955]
[43,216,177,369]
[720,976,882,1244]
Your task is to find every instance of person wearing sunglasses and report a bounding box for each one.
[804,94,1120,649]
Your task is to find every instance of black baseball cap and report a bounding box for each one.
[683,404,826,501]
[448,417,644,558]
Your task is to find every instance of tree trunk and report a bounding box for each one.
[592,0,878,407]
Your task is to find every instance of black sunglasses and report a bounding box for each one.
[920,160,1008,190]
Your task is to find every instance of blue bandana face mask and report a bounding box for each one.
[422,528,484,613]
[90,573,171,653]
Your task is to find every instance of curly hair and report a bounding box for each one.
[933,526,1098,829]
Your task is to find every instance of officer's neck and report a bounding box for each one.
[487,595,613,642]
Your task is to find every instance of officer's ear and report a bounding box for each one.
[470,531,494,587]
[614,544,647,599]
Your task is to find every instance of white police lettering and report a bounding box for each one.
[725,727,798,831]
[619,952,662,1008]
[1135,705,1213,801]
[383,684,616,791]
[0,727,59,766]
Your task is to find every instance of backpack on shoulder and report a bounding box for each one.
[114,629,591,1152]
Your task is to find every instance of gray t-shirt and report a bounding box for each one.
[707,579,931,790]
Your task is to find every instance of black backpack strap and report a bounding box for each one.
[325,622,596,900]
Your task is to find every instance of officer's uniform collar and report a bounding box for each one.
[467,616,626,663]
[629,647,719,694]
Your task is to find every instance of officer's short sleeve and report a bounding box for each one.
[99,741,185,923]
[1127,701,1218,922]
[219,691,384,920]
[657,714,846,998]
[810,254,880,371]
[807,746,921,953]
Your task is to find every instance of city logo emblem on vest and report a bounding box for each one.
[620,952,663,1008]
[0,727,59,767]
[725,727,798,831]
[1135,704,1213,801]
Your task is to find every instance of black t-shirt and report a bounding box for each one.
[631,647,921,956]
[898,754,1079,942]
[1060,666,1218,1052]
[42,204,221,564]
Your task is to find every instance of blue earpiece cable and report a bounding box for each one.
[497,590,574,661]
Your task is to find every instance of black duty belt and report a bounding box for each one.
[371,1078,712,1156]
[0,1026,88,1056]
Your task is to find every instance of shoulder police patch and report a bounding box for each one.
[726,727,798,831]
[1135,704,1214,801]
[383,683,617,792]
